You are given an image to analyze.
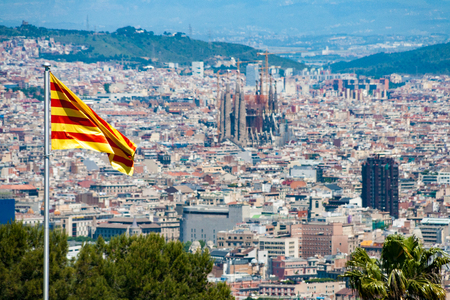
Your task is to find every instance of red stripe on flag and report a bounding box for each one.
[51,99,81,111]
[51,115,96,127]
[88,108,120,139]
[106,137,134,157]
[51,82,83,107]
[52,79,134,150]
[92,108,136,151]
[110,154,134,168]
[51,82,65,93]
[52,131,109,144]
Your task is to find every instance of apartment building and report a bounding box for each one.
[259,236,298,258]
[271,256,317,280]
[217,229,259,249]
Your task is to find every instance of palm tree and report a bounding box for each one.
[342,234,450,300]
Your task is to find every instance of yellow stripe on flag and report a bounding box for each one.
[50,73,136,176]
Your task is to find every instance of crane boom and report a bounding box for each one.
[235,59,261,74]
[256,50,304,95]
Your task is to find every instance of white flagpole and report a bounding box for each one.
[43,62,51,300]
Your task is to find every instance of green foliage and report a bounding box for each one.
[389,82,405,89]
[282,279,296,284]
[0,221,73,300]
[0,24,305,70]
[67,236,95,243]
[0,221,233,300]
[342,234,450,300]
[103,83,110,93]
[183,241,192,252]
[198,239,206,249]
[12,86,44,101]
[331,42,450,76]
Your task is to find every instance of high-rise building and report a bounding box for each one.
[245,64,259,87]
[191,61,204,77]
[361,156,399,218]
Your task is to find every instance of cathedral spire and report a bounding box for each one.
[238,82,247,145]
[224,84,232,138]
[274,82,278,113]
[268,77,273,112]
[234,81,240,139]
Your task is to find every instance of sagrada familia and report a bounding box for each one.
[218,79,291,147]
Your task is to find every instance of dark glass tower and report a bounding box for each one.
[362,156,399,218]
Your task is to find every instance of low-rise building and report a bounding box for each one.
[217,229,259,249]
[259,236,299,258]
[271,256,317,280]
[419,218,450,244]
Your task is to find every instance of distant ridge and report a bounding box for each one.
[0,23,306,71]
[331,42,450,77]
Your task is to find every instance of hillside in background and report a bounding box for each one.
[2,0,450,37]
[0,23,306,71]
[331,42,450,77]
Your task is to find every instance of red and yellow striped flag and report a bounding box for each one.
[50,73,136,176]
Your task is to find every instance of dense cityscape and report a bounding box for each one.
[1,29,450,300]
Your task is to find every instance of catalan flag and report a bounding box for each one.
[50,73,136,175]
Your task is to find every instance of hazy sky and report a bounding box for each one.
[1,0,449,36]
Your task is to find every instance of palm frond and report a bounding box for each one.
[387,268,406,299]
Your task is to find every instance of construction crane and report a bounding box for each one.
[235,59,261,74]
[256,50,303,95]
[234,59,261,90]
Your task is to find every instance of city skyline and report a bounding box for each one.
[2,2,450,298]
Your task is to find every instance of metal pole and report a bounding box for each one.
[42,62,51,300]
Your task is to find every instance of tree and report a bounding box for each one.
[342,234,450,300]
[85,233,233,300]
[68,236,115,300]
[103,83,110,93]
[0,221,72,300]
[0,222,233,299]
[183,241,192,252]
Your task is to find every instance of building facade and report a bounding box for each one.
[180,204,256,244]
[271,256,317,280]
[245,64,259,87]
[0,198,14,224]
[290,222,349,258]
[362,156,399,218]
[259,236,299,258]
[58,213,115,237]
[419,218,450,244]
[192,61,204,77]
[217,229,259,249]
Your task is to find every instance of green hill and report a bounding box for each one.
[0,23,305,71]
[331,42,450,77]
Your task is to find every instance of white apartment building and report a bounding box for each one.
[259,236,299,258]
